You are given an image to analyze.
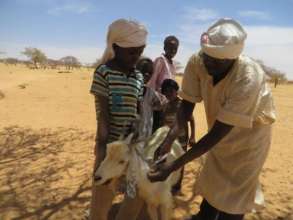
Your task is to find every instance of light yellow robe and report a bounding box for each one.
[179,53,276,214]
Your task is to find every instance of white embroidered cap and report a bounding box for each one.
[201,18,247,59]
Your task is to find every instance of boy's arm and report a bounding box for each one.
[189,115,196,144]
[151,89,168,111]
[147,58,164,91]
[158,99,195,156]
[95,95,109,166]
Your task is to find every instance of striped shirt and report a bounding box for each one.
[90,64,144,143]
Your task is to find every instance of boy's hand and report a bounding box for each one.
[94,146,106,171]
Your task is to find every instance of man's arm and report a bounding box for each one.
[171,120,233,171]
[189,115,196,144]
[148,120,233,182]
[147,58,163,91]
[159,99,195,155]
[95,95,109,165]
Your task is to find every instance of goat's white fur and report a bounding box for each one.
[94,126,184,220]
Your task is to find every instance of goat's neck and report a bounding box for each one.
[128,147,150,184]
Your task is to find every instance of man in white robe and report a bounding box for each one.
[148,18,276,220]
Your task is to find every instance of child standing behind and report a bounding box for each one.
[148,35,180,132]
[160,78,195,193]
[136,58,167,139]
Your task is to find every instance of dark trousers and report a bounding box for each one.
[195,199,244,220]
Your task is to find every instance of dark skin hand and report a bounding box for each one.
[94,95,109,170]
[189,115,196,145]
[148,100,233,182]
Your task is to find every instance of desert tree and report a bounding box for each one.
[59,56,81,70]
[22,47,47,69]
[255,59,287,87]
[4,57,19,65]
[46,59,62,69]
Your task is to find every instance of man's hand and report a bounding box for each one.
[189,137,196,146]
[147,160,174,182]
[154,143,172,160]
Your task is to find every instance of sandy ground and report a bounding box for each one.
[0,63,292,220]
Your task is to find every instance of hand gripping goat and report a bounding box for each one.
[94,126,184,220]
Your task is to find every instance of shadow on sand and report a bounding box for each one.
[0,126,94,219]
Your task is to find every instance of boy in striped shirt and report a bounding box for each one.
[89,19,147,220]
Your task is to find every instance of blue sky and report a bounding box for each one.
[1,0,293,78]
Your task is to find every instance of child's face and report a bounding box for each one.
[163,88,177,101]
[164,41,178,60]
[142,63,153,84]
[113,44,145,70]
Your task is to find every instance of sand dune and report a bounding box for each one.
[0,63,292,220]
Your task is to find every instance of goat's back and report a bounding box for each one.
[142,126,184,161]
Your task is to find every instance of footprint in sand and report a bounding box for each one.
[0,90,5,99]
[18,83,29,89]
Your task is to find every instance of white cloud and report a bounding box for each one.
[245,44,293,76]
[174,20,293,79]
[238,10,271,20]
[2,25,293,79]
[244,26,293,78]
[177,23,208,45]
[143,43,162,59]
[182,7,219,22]
[245,26,293,45]
[48,3,90,15]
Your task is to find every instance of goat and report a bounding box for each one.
[94,126,184,220]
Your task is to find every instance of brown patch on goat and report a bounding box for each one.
[106,142,129,161]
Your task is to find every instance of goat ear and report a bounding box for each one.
[124,133,134,145]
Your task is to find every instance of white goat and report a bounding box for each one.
[94,126,184,220]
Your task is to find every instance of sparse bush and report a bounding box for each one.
[4,58,19,65]
[46,59,62,69]
[22,47,47,69]
[255,59,287,87]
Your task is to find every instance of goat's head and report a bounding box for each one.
[94,133,134,186]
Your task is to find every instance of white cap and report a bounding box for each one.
[201,18,247,59]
